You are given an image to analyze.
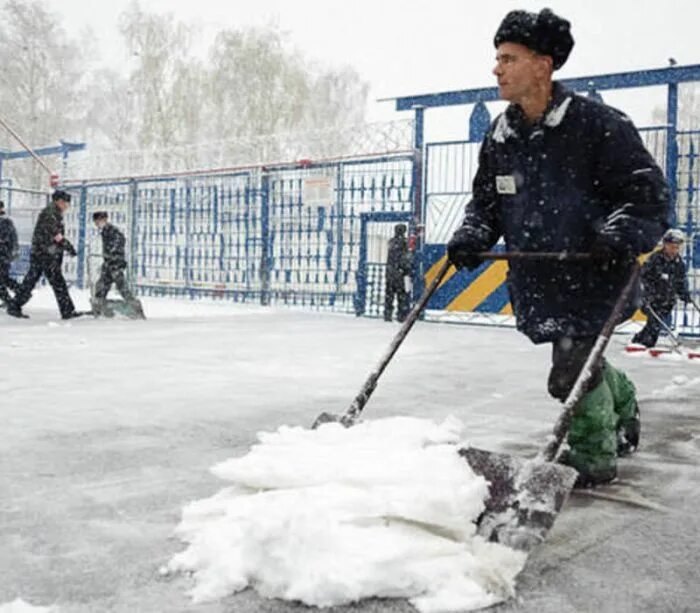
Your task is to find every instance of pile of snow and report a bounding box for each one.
[167,416,526,612]
[0,600,56,613]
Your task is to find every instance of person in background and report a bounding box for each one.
[632,229,691,347]
[91,211,142,317]
[384,223,412,322]
[7,190,81,320]
[0,200,20,306]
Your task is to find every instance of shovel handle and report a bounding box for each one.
[477,251,591,262]
[646,304,683,353]
[342,258,452,424]
[537,263,641,463]
[342,251,592,425]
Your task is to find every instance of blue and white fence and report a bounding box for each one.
[59,152,417,313]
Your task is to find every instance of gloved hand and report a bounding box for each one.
[447,230,483,271]
[62,239,77,257]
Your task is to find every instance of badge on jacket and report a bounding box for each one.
[495,175,517,195]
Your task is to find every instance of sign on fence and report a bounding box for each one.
[302,175,334,208]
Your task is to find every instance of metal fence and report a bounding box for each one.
[54,152,416,314]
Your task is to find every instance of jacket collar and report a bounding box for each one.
[493,82,573,143]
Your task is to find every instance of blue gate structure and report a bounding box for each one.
[60,152,417,315]
[10,64,697,334]
[394,63,700,336]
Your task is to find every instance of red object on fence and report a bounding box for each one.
[50,173,60,187]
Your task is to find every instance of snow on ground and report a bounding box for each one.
[2,287,700,612]
[0,600,56,613]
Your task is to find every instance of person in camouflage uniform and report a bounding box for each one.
[632,229,691,348]
[7,190,81,320]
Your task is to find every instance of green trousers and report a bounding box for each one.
[565,361,638,480]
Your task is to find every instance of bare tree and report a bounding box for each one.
[0,0,85,187]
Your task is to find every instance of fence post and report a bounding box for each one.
[353,213,368,316]
[185,179,193,298]
[260,171,271,305]
[334,162,344,307]
[411,105,426,309]
[666,82,679,227]
[76,183,88,288]
[128,179,139,292]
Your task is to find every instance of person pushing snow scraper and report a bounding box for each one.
[447,8,669,486]
[631,229,690,348]
[90,211,145,319]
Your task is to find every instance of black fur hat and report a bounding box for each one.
[93,211,108,222]
[494,8,574,70]
[51,189,72,203]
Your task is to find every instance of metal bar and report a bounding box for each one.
[646,304,683,352]
[0,113,55,177]
[76,185,88,288]
[667,82,679,225]
[395,64,700,111]
[260,172,271,305]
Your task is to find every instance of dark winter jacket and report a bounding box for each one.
[31,203,74,260]
[449,82,669,343]
[386,236,411,283]
[641,250,690,308]
[100,223,127,269]
[0,216,18,261]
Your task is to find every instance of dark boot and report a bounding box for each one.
[602,363,641,457]
[7,301,29,319]
[62,311,84,320]
[617,403,641,457]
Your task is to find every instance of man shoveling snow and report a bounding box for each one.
[166,416,526,612]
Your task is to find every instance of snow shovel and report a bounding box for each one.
[312,251,592,429]
[645,304,683,354]
[460,263,641,552]
[312,257,453,429]
[87,253,146,320]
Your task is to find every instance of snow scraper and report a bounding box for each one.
[461,263,641,552]
[313,252,640,554]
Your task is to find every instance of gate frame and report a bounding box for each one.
[392,63,700,335]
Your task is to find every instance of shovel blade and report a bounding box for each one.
[311,412,357,429]
[460,447,578,552]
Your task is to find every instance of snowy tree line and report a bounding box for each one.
[0,0,370,186]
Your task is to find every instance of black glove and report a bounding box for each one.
[62,239,77,257]
[447,230,483,271]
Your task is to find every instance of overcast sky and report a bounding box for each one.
[47,0,700,140]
